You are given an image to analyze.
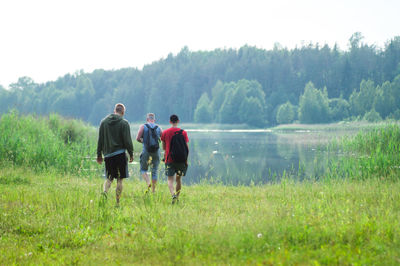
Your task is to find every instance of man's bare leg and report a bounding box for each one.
[168,176,175,196]
[152,179,157,193]
[116,178,123,205]
[103,178,112,194]
[176,175,182,198]
[142,172,151,192]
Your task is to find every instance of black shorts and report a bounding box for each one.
[165,163,188,177]
[104,153,129,180]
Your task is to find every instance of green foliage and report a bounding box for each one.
[52,91,78,117]
[238,97,264,127]
[373,81,395,118]
[298,82,330,123]
[88,97,113,125]
[276,101,295,124]
[237,79,266,106]
[363,109,382,122]
[391,74,400,112]
[0,111,96,174]
[349,79,376,117]
[329,98,350,122]
[219,83,246,123]
[48,113,94,144]
[2,35,400,125]
[210,81,226,120]
[217,79,266,127]
[194,93,212,123]
[383,36,400,81]
[349,32,364,49]
[392,109,400,120]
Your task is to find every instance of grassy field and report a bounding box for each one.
[1,168,399,265]
[1,112,400,264]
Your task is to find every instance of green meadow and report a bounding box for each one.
[1,112,400,265]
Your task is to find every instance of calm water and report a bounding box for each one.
[127,128,358,185]
[182,129,358,185]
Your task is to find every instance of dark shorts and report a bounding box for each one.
[104,152,129,180]
[165,163,188,177]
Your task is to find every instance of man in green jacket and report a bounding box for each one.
[97,103,134,206]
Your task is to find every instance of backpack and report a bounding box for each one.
[144,124,159,152]
[169,129,189,163]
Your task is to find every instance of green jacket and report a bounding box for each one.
[97,114,133,158]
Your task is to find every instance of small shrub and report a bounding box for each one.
[363,109,382,122]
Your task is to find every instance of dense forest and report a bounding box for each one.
[1,33,400,127]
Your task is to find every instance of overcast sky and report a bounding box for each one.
[0,0,399,88]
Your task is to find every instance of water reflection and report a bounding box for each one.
[184,130,350,185]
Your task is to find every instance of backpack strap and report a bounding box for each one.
[145,124,158,131]
[143,124,150,139]
[174,129,183,135]
[145,123,160,141]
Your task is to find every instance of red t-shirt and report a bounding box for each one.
[161,127,189,163]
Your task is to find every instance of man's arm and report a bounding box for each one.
[123,122,134,163]
[183,131,189,144]
[184,130,189,150]
[158,127,163,140]
[160,129,166,150]
[97,122,104,164]
[136,124,144,143]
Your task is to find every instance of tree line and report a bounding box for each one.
[1,32,400,127]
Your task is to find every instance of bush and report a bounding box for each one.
[298,82,330,124]
[329,98,350,122]
[363,109,382,122]
[49,113,93,144]
[276,101,295,124]
[390,109,400,120]
[0,111,96,174]
[194,93,212,123]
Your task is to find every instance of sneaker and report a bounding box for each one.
[145,184,151,194]
[171,194,177,204]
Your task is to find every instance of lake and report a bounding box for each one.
[129,127,360,185]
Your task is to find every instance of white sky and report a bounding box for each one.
[0,0,399,88]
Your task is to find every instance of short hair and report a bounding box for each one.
[170,114,179,123]
[146,113,155,121]
[114,103,125,115]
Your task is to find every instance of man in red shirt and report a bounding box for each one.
[161,114,189,204]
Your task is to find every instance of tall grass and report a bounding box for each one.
[0,111,97,174]
[327,124,400,180]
